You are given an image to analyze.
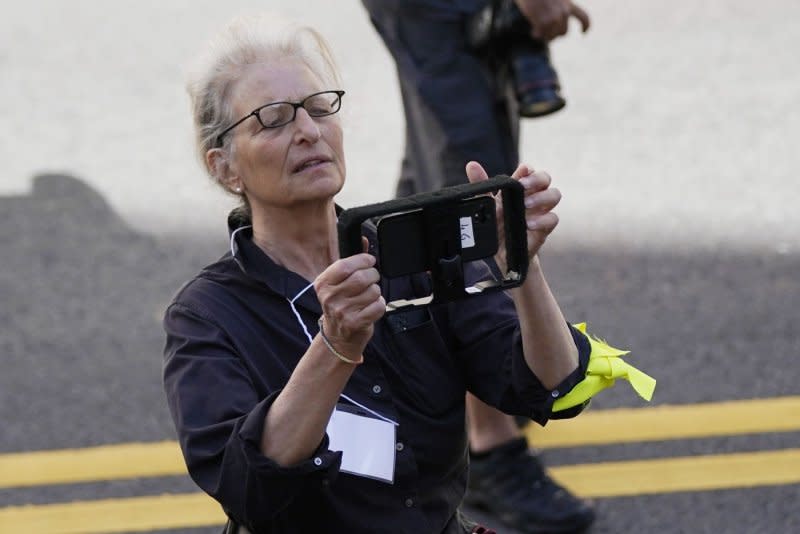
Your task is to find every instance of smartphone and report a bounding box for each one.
[377,195,498,278]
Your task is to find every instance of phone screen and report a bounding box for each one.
[377,196,498,278]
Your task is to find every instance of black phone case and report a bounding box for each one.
[337,176,528,311]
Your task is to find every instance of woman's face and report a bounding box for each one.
[223,58,346,209]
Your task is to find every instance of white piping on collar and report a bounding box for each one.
[229,224,253,257]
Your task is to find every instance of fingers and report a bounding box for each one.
[314,253,385,339]
[465,161,490,184]
[524,186,561,213]
[522,176,560,233]
[527,210,559,233]
[551,10,569,40]
[517,168,552,193]
[317,253,375,286]
[529,0,570,41]
[512,166,562,255]
[315,255,381,306]
[468,161,563,266]
[325,283,385,327]
[570,3,591,32]
[525,0,590,40]
[511,163,532,179]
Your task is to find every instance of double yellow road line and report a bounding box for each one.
[2,396,799,533]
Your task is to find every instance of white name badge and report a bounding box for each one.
[326,404,396,484]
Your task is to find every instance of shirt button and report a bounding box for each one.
[405,498,414,507]
[551,390,560,398]
[313,457,323,466]
[372,385,382,394]
[395,442,404,452]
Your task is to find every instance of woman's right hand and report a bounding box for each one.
[314,252,385,360]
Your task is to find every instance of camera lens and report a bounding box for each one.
[510,41,566,118]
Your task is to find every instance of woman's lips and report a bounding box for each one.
[293,157,330,173]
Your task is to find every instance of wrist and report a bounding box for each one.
[511,255,546,301]
[528,254,542,273]
[317,317,364,365]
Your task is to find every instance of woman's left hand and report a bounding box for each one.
[465,161,561,271]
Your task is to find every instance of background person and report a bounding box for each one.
[163,13,593,534]
[361,1,595,532]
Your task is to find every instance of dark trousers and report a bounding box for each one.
[362,0,520,197]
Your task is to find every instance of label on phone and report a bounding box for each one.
[459,216,475,249]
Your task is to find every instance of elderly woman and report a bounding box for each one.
[163,14,592,534]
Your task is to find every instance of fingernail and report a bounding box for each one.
[527,219,538,230]
[524,197,535,208]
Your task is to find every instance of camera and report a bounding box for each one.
[467,0,566,118]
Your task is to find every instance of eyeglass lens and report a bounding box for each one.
[258,92,342,128]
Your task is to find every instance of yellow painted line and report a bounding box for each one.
[0,441,186,489]
[2,449,799,532]
[550,448,800,498]
[0,493,224,533]
[524,396,800,448]
[1,397,798,490]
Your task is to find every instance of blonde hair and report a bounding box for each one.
[186,13,342,175]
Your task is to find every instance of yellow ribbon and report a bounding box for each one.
[552,323,656,412]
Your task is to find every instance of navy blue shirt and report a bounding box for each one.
[163,214,590,533]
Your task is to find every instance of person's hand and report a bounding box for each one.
[510,163,561,258]
[314,247,385,361]
[513,0,590,41]
[465,161,561,271]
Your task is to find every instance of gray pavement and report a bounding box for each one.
[2,1,800,533]
[2,171,798,533]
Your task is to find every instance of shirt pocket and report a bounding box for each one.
[384,310,464,417]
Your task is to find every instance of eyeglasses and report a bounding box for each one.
[217,90,345,145]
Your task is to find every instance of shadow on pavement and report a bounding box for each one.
[1,173,798,533]
[0,173,224,451]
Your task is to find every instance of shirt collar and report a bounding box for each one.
[225,206,361,314]
[226,209,320,313]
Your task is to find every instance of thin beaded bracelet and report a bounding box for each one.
[317,317,364,365]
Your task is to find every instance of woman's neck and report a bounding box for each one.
[250,201,338,282]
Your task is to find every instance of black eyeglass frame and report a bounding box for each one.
[216,90,345,146]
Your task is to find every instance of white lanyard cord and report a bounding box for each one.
[288,282,316,345]
[232,226,398,427]
[339,395,398,426]
[287,284,399,427]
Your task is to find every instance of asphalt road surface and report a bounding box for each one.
[1,1,799,533]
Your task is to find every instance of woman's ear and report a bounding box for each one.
[206,148,242,194]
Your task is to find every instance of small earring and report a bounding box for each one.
[234,187,242,193]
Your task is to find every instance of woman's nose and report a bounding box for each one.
[292,108,322,143]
